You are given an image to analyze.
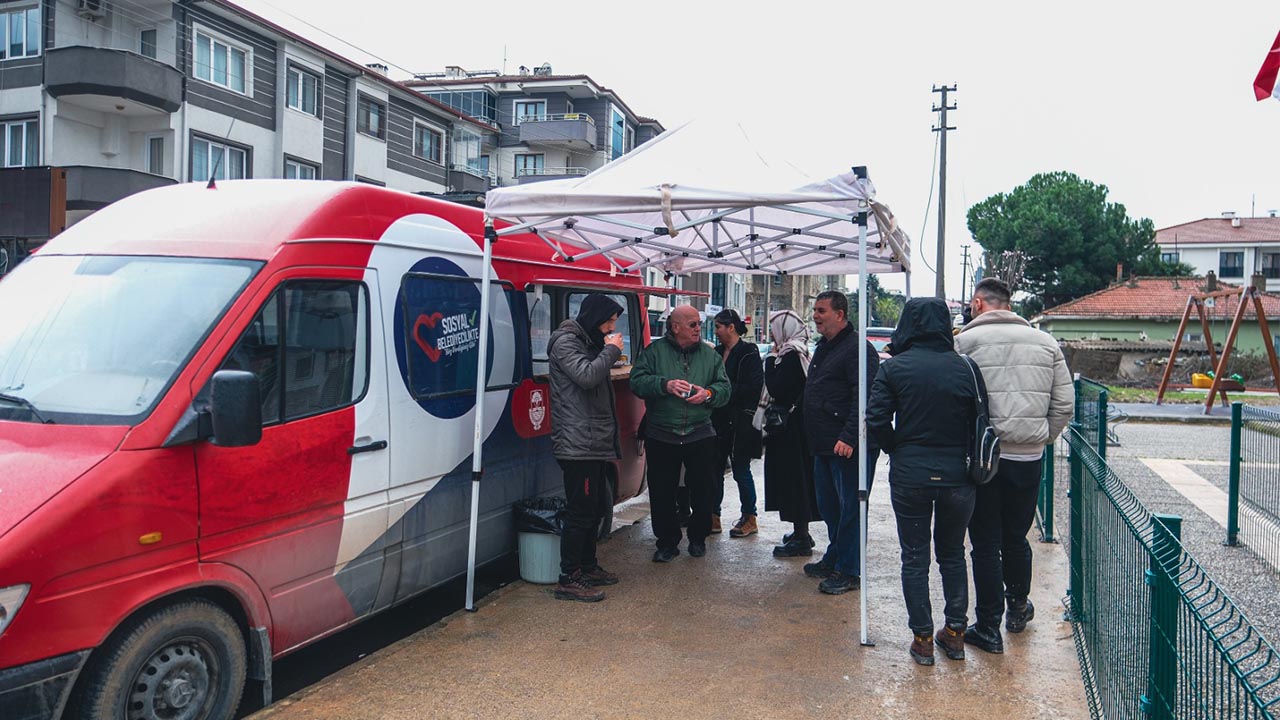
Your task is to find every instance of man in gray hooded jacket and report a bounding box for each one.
[955,278,1074,653]
[547,293,625,602]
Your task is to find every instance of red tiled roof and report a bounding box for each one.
[1036,277,1280,321]
[1155,217,1280,245]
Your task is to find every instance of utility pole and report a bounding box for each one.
[960,244,971,301]
[932,84,957,300]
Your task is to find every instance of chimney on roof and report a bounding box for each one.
[366,63,389,76]
[1253,273,1267,292]
[1270,210,1278,218]
[1116,262,1123,283]
[533,63,552,77]
[518,65,530,76]
[445,65,466,79]
[1206,270,1218,292]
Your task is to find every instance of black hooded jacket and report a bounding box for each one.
[866,297,981,488]
[575,294,625,347]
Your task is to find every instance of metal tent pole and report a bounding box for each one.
[854,167,874,647]
[465,223,498,612]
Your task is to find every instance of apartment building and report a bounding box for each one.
[1155,213,1280,292]
[0,0,498,269]
[408,65,664,187]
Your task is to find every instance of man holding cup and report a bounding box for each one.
[630,305,732,562]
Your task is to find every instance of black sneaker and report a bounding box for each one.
[1006,598,1035,633]
[783,532,817,549]
[803,558,835,578]
[964,623,1005,654]
[688,541,707,557]
[772,539,815,557]
[818,571,860,595]
[652,547,680,563]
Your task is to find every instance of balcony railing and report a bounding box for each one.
[516,167,591,178]
[516,113,595,126]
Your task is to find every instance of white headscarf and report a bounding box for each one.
[754,309,811,433]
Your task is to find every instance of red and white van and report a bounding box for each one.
[0,181,653,719]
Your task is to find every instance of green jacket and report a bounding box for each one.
[630,336,732,435]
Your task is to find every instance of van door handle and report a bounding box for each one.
[348,440,388,455]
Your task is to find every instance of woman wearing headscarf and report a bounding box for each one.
[760,310,819,557]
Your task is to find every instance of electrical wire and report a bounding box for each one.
[917,129,940,274]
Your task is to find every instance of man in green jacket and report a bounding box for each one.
[631,304,732,562]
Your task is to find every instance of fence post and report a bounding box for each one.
[1226,402,1242,547]
[1097,387,1109,462]
[1142,513,1182,720]
[1039,443,1056,543]
[1068,423,1084,621]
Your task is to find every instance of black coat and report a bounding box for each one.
[866,297,982,488]
[763,351,817,521]
[712,340,764,460]
[802,323,881,456]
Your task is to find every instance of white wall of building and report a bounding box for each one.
[185,104,277,181]
[384,167,446,194]
[0,86,41,117]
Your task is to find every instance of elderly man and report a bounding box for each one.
[956,277,1074,654]
[630,305,731,562]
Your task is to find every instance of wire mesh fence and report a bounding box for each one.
[1233,404,1280,568]
[1076,377,1109,460]
[1069,392,1280,719]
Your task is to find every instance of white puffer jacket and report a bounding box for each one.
[955,310,1074,457]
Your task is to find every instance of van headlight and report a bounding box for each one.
[0,585,30,636]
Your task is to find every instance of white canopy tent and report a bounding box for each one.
[466,121,912,646]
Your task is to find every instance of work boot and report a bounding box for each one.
[803,558,835,578]
[934,624,966,661]
[782,531,816,548]
[652,547,680,563]
[710,515,723,534]
[818,571,860,595]
[580,565,619,586]
[1006,598,1035,633]
[554,572,605,603]
[910,632,935,666]
[729,514,758,538]
[964,623,1005,654]
[772,537,815,557]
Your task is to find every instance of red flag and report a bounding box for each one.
[1254,29,1280,101]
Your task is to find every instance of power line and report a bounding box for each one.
[931,83,957,299]
[917,129,940,274]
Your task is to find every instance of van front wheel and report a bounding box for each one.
[77,600,247,720]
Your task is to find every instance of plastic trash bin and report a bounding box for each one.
[512,497,566,584]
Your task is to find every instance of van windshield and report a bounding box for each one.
[0,255,259,425]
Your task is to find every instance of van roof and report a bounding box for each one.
[40,181,594,265]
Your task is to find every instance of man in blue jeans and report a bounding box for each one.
[802,291,881,594]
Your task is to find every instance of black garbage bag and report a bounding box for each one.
[512,497,567,535]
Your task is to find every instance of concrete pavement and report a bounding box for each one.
[252,461,1089,720]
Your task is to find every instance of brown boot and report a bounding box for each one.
[554,572,605,602]
[710,515,722,534]
[729,514,758,538]
[910,632,935,666]
[580,565,619,586]
[934,623,966,660]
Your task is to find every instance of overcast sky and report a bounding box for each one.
[237,0,1280,299]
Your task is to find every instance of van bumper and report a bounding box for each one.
[0,650,90,720]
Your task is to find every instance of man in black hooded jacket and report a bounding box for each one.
[867,297,983,666]
[546,293,625,602]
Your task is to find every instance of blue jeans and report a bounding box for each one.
[813,450,880,576]
[713,447,757,516]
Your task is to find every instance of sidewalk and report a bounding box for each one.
[1112,401,1232,424]
[252,462,1088,720]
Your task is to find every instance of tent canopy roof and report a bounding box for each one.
[484,120,911,278]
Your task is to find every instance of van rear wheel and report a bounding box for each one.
[77,600,246,720]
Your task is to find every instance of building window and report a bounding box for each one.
[194,28,250,95]
[414,123,443,163]
[357,95,385,140]
[286,66,320,117]
[190,136,248,182]
[146,135,165,175]
[425,91,497,124]
[2,118,38,167]
[140,29,157,59]
[451,127,482,172]
[1160,251,1179,265]
[1219,251,1244,278]
[1263,253,1280,280]
[610,108,627,161]
[514,153,544,177]
[284,158,317,180]
[478,154,490,176]
[513,100,546,125]
[0,5,40,61]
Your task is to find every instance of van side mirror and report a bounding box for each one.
[210,370,262,447]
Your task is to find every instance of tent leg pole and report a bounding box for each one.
[853,167,874,648]
[904,270,912,301]
[466,224,498,612]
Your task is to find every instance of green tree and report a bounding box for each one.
[967,172,1191,312]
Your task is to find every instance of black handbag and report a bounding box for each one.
[763,403,791,434]
[962,355,1001,485]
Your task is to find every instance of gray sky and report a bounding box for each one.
[238,0,1280,299]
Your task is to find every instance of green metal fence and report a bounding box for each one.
[1076,377,1109,460]
[1069,388,1280,719]
[1228,403,1280,562]
[1036,440,1062,543]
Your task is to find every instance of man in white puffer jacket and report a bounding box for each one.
[955,277,1074,655]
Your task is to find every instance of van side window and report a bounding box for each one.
[529,293,552,375]
[220,281,369,424]
[567,292,633,364]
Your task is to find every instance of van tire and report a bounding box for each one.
[76,599,246,720]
